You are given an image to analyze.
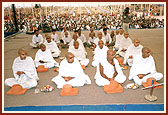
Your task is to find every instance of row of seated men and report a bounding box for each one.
[5,28,163,93]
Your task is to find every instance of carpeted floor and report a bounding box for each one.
[3,28,165,111]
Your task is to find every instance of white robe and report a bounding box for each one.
[52,58,91,88]
[88,37,96,45]
[94,58,126,86]
[51,33,60,44]
[94,37,106,46]
[78,34,86,43]
[5,56,39,89]
[92,46,108,67]
[62,35,72,44]
[124,44,143,66]
[30,34,43,47]
[103,33,111,43]
[34,49,59,68]
[114,34,124,50]
[68,45,89,66]
[129,54,163,85]
[44,41,61,57]
[117,37,132,57]
[69,39,87,55]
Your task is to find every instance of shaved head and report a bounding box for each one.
[18,48,27,55]
[65,52,74,63]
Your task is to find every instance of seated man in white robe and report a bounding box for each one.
[114,29,124,51]
[61,32,72,48]
[92,40,109,67]
[78,29,87,47]
[61,27,70,39]
[5,48,39,89]
[94,49,126,86]
[124,39,143,66]
[44,35,61,58]
[102,28,112,47]
[129,47,163,85]
[69,33,86,55]
[29,30,43,48]
[68,41,89,67]
[51,52,91,88]
[34,44,59,68]
[51,29,60,45]
[87,32,96,49]
[94,32,106,47]
[116,32,132,57]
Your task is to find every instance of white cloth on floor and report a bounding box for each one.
[92,46,108,67]
[44,41,61,57]
[124,43,143,66]
[94,58,126,86]
[5,56,39,89]
[34,49,59,68]
[68,45,89,66]
[129,54,163,85]
[51,58,91,88]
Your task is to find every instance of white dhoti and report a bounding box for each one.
[132,72,163,85]
[5,75,37,89]
[129,54,163,85]
[52,74,90,88]
[5,56,39,89]
[79,59,89,67]
[96,74,126,86]
[51,58,91,88]
[44,41,61,58]
[92,60,99,67]
[29,43,40,48]
[92,46,108,67]
[34,49,59,68]
[94,58,126,86]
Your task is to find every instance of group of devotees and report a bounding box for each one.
[5,28,163,93]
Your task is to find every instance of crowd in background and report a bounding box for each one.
[4,4,164,33]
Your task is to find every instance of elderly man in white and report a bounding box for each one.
[44,35,61,58]
[124,39,143,66]
[92,40,108,67]
[129,47,163,85]
[5,49,39,89]
[34,44,59,68]
[52,52,91,88]
[116,32,132,57]
[68,41,89,67]
[94,49,126,86]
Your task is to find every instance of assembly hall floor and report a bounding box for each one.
[3,28,165,111]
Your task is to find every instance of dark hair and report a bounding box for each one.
[124,7,129,14]
[103,28,107,31]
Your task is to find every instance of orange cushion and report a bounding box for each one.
[142,78,162,89]
[36,65,49,72]
[60,84,78,96]
[7,84,28,95]
[104,80,124,94]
